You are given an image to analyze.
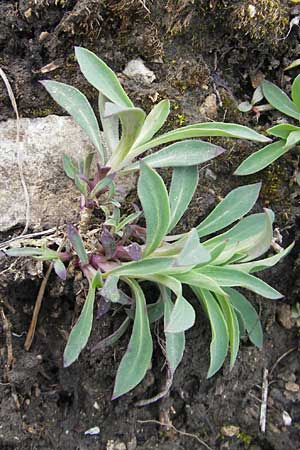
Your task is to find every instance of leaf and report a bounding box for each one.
[100,275,120,302]
[67,225,88,265]
[241,208,273,262]
[291,74,300,111]
[54,259,67,280]
[6,247,44,257]
[252,86,264,105]
[98,93,119,154]
[216,294,239,369]
[64,282,96,367]
[168,166,199,232]
[284,58,300,71]
[74,174,88,196]
[175,271,227,296]
[197,183,261,237]
[147,297,164,323]
[162,287,185,376]
[262,80,300,120]
[225,288,263,348]
[138,163,170,257]
[125,140,225,170]
[41,80,104,161]
[89,176,114,199]
[199,266,283,299]
[112,279,153,399]
[133,99,170,147]
[234,140,292,176]
[193,287,229,377]
[75,47,133,108]
[108,257,174,277]
[173,229,211,267]
[63,154,77,179]
[285,130,300,148]
[267,124,300,139]
[91,270,103,288]
[105,103,146,168]
[129,122,271,158]
[233,243,294,273]
[238,101,252,112]
[91,317,131,352]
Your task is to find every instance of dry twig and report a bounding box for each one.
[260,368,269,433]
[0,308,14,380]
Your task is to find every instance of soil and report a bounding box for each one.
[1,1,300,449]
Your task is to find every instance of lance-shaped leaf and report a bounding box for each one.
[113,279,153,399]
[133,99,170,148]
[105,103,146,169]
[233,243,294,273]
[92,317,131,352]
[240,208,273,262]
[193,287,229,377]
[147,297,164,323]
[125,140,225,170]
[6,247,44,257]
[64,282,96,367]
[100,275,120,302]
[63,154,77,180]
[197,183,261,237]
[168,166,198,232]
[234,140,292,176]
[41,80,104,161]
[54,259,67,280]
[176,270,227,296]
[173,229,211,267]
[161,287,185,377]
[225,288,263,348]
[98,93,119,154]
[67,225,88,265]
[128,122,271,159]
[262,80,300,120]
[138,163,170,257]
[285,130,300,148]
[75,47,133,108]
[292,74,300,111]
[148,275,195,332]
[199,266,283,299]
[267,124,300,139]
[216,294,239,369]
[108,257,174,277]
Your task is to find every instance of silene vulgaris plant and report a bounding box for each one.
[236,74,300,175]
[5,47,293,401]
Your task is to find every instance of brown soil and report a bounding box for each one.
[1,1,300,449]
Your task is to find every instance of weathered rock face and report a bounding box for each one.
[0,115,95,232]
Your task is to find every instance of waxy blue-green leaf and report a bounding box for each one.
[147,297,164,323]
[125,140,225,170]
[53,259,67,281]
[133,99,170,148]
[63,154,77,180]
[292,74,300,111]
[74,174,88,196]
[233,243,294,273]
[6,247,44,257]
[168,166,198,232]
[193,287,229,377]
[101,275,120,302]
[129,122,271,158]
[67,225,88,265]
[41,80,104,161]
[225,288,263,348]
[92,317,131,352]
[173,229,211,267]
[138,163,170,257]
[105,103,146,168]
[216,294,239,368]
[241,208,273,261]
[262,79,300,120]
[75,47,133,108]
[199,266,283,299]
[175,271,227,296]
[64,282,96,367]
[197,183,261,237]
[113,279,153,399]
[89,176,114,199]
[108,257,174,277]
[285,130,300,148]
[161,287,185,376]
[235,140,292,176]
[267,124,300,139]
[98,93,119,155]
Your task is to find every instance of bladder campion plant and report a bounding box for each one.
[5,48,292,400]
[236,74,300,175]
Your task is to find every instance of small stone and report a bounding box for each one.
[277,304,295,329]
[84,426,100,436]
[93,401,100,410]
[123,59,156,85]
[221,425,240,437]
[282,410,292,426]
[24,8,32,19]
[199,94,217,120]
[106,441,126,450]
[38,31,49,43]
[285,381,300,392]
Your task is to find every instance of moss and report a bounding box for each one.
[230,0,289,44]
[237,431,252,447]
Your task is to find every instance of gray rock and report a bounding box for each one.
[123,58,156,85]
[0,115,94,232]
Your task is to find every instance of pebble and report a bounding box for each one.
[123,58,156,85]
[282,410,292,426]
[221,425,240,437]
[84,426,100,436]
[285,381,300,393]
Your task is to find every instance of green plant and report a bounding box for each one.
[236,75,300,175]
[3,48,292,401]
